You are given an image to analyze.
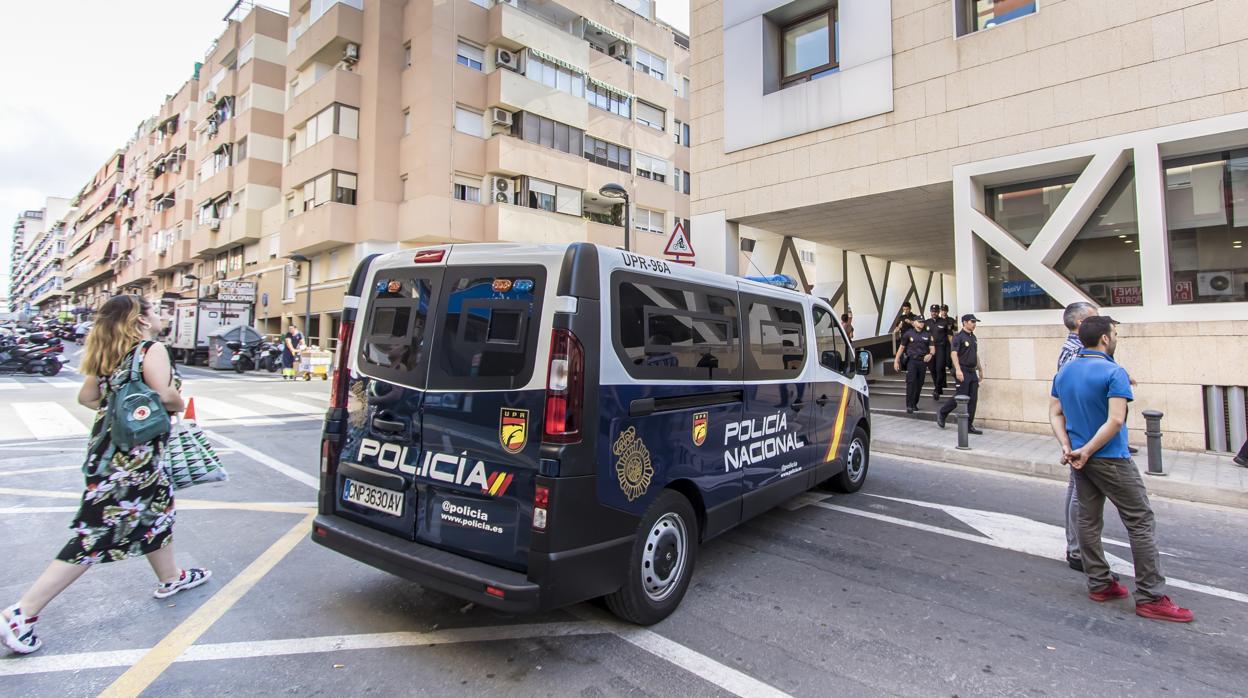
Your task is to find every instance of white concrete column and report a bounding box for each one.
[953,172,987,313]
[1133,142,1171,310]
[691,210,739,276]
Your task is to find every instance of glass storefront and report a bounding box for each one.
[1165,149,1248,304]
[1055,168,1143,307]
[984,176,1072,310]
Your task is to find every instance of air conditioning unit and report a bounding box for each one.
[343,42,360,62]
[204,283,219,296]
[288,262,301,278]
[496,0,519,7]
[491,176,512,204]
[1197,271,1234,296]
[495,47,519,72]
[215,270,227,281]
[208,217,222,231]
[491,108,513,127]
[205,91,217,104]
[609,42,628,60]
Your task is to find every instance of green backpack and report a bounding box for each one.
[106,342,171,451]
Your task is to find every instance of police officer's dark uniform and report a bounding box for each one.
[937,314,982,434]
[925,304,951,400]
[894,315,933,414]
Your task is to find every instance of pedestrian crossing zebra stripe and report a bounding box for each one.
[18,402,91,440]
[246,394,324,415]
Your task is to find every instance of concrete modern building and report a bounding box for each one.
[690,0,1248,451]
[17,199,75,318]
[62,153,126,316]
[8,208,49,316]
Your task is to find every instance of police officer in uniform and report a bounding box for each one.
[936,314,982,434]
[925,304,951,400]
[893,314,934,414]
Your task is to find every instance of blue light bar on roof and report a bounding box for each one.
[745,274,798,290]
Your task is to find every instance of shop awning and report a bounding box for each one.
[527,48,585,75]
[589,77,633,99]
[584,18,631,45]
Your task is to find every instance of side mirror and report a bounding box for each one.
[857,348,873,376]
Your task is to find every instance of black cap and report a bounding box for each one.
[941,304,949,311]
[930,304,940,313]
[962,314,981,322]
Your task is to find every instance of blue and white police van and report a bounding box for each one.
[313,242,870,624]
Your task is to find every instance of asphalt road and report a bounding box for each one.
[1,354,1246,697]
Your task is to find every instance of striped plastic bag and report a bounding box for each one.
[161,419,228,490]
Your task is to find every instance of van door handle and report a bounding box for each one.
[372,417,405,433]
[791,401,805,412]
[815,395,829,407]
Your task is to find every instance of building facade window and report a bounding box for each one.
[454,105,484,137]
[403,108,411,135]
[300,171,358,211]
[673,168,690,195]
[636,100,665,131]
[587,81,631,118]
[456,40,484,71]
[634,46,666,81]
[519,176,582,217]
[1055,168,1142,307]
[1164,148,1248,305]
[453,174,481,203]
[235,137,248,162]
[636,153,667,182]
[583,135,631,172]
[984,175,1070,311]
[956,0,1038,37]
[293,103,360,155]
[782,5,838,87]
[635,207,664,234]
[513,111,583,156]
[674,119,691,147]
[524,53,585,98]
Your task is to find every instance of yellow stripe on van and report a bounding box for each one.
[824,386,851,463]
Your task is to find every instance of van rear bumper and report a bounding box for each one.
[312,514,543,613]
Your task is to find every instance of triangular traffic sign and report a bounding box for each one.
[664,220,695,257]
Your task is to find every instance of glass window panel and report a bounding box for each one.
[557,70,571,93]
[539,117,554,148]
[1054,168,1142,307]
[971,0,1038,33]
[454,106,483,137]
[556,185,581,216]
[984,246,1062,311]
[1165,149,1248,304]
[986,176,1077,247]
[783,14,829,77]
[554,122,569,153]
[338,105,359,138]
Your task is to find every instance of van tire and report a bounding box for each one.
[604,490,699,625]
[826,427,869,493]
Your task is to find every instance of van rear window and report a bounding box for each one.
[613,274,741,381]
[359,273,436,381]
[429,267,545,390]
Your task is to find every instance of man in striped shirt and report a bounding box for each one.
[1059,302,1099,572]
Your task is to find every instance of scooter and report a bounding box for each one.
[0,342,63,376]
[257,341,283,373]
[227,340,259,373]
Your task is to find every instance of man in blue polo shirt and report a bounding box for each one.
[1049,316,1193,623]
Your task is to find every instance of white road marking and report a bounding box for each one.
[15,402,91,440]
[190,396,280,426]
[0,465,80,477]
[811,495,1248,605]
[294,391,327,402]
[0,382,26,390]
[39,377,81,388]
[246,393,324,415]
[203,429,320,489]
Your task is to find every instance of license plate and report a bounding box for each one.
[342,478,404,517]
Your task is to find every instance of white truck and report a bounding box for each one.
[169,299,255,365]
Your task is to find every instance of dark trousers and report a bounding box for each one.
[905,358,926,409]
[930,345,948,397]
[937,372,978,424]
[1074,457,1166,603]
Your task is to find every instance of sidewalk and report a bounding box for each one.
[871,413,1248,510]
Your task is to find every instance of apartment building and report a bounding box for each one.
[257,0,692,343]
[690,0,1248,451]
[8,209,47,316]
[19,199,75,318]
[62,153,127,314]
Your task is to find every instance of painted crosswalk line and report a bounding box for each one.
[14,402,92,440]
[189,396,282,426]
[246,393,325,415]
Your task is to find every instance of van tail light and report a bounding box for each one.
[329,320,354,409]
[543,329,584,444]
[533,484,550,530]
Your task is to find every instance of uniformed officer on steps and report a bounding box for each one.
[925,304,951,401]
[936,314,982,434]
[893,314,934,414]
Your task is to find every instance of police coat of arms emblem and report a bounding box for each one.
[612,426,653,502]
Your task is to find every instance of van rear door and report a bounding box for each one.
[418,265,549,571]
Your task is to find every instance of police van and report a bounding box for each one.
[313,242,870,624]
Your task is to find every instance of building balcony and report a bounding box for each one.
[288,1,363,72]
[490,1,588,73]
[283,135,359,191]
[285,67,361,133]
[588,51,632,97]
[163,239,194,271]
[488,67,588,131]
[63,260,114,292]
[31,286,68,308]
[223,208,264,246]
[279,202,358,257]
[485,202,587,244]
[586,220,625,248]
[487,134,588,190]
[190,224,225,259]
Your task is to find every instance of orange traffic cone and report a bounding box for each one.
[184,397,197,423]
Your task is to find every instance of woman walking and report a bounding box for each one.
[280,323,304,380]
[1,295,211,655]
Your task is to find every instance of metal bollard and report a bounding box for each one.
[1142,409,1165,476]
[955,394,971,450]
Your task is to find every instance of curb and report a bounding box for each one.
[874,440,1248,511]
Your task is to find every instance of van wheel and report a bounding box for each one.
[605,490,698,626]
[826,427,869,493]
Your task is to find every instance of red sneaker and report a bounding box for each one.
[1088,580,1130,602]
[1135,596,1194,623]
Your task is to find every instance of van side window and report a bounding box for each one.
[613,275,741,381]
[743,297,805,380]
[359,274,435,379]
[429,267,545,390]
[812,306,850,374]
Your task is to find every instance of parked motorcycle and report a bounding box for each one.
[257,341,283,373]
[0,341,63,376]
[227,340,259,373]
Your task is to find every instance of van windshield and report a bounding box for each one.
[428,266,545,391]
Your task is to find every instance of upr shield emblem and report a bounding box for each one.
[692,412,708,447]
[613,427,654,502]
[500,408,528,454]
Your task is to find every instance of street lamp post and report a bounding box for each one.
[598,183,630,252]
[289,253,312,343]
[184,273,201,365]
